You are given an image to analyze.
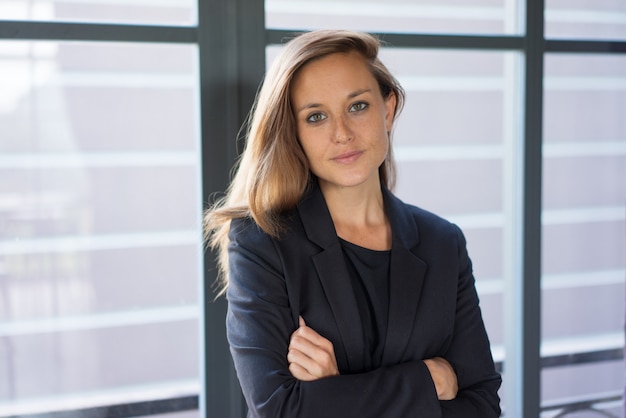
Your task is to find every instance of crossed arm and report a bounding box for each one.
[288,316,458,400]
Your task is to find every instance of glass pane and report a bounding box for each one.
[384,49,519,396]
[0,41,201,415]
[266,0,522,35]
[0,0,196,25]
[545,0,626,40]
[541,54,626,417]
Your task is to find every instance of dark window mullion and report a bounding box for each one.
[0,20,197,43]
[545,38,626,54]
[199,1,266,418]
[519,0,545,416]
[267,29,525,50]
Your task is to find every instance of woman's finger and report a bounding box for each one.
[288,322,339,380]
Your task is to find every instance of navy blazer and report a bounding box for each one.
[226,183,502,417]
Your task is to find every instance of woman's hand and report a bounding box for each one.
[288,316,339,381]
[424,357,458,400]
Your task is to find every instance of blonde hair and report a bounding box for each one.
[204,29,405,293]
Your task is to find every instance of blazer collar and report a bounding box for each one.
[296,180,337,249]
[297,180,427,368]
[297,182,366,371]
[382,188,428,364]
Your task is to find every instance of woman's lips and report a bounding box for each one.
[331,150,363,164]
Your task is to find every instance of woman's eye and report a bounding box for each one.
[306,113,326,123]
[350,102,368,112]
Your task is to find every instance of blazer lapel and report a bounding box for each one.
[297,183,366,372]
[381,188,428,365]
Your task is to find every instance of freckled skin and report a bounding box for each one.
[290,51,396,195]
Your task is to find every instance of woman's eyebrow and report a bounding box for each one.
[348,88,371,99]
[295,102,322,113]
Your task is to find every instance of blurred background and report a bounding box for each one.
[0,1,624,417]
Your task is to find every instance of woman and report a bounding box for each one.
[205,29,501,417]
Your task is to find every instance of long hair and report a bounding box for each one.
[204,29,405,293]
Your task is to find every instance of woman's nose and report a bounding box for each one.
[333,117,353,144]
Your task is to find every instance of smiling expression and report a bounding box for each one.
[290,51,397,193]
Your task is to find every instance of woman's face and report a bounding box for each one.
[290,51,396,193]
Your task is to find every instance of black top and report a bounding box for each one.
[339,238,390,371]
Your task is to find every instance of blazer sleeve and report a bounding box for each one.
[226,217,501,418]
[438,225,502,417]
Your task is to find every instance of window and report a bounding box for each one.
[380,47,520,367]
[541,53,626,417]
[0,0,196,25]
[0,20,201,418]
[545,0,626,40]
[266,0,524,414]
[265,1,626,417]
[266,0,521,35]
[2,1,625,417]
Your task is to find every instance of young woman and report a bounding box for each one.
[205,29,501,417]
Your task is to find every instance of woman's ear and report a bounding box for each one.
[384,92,397,132]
